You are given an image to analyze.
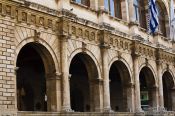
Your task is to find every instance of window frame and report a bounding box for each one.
[73,0,90,7]
[104,0,122,19]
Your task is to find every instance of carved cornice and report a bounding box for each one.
[98,30,131,52]
[156,47,174,64]
[0,0,59,31]
[131,37,156,59]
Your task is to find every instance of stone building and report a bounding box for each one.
[0,0,175,115]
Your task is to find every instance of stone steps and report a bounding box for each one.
[17,112,135,116]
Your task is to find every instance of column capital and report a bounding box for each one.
[14,67,19,75]
[99,43,111,49]
[151,85,159,91]
[127,82,135,88]
[46,72,61,80]
[131,39,141,59]
[59,34,70,42]
[156,60,163,66]
[90,78,103,84]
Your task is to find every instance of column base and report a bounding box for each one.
[103,107,113,112]
[135,107,144,115]
[157,106,166,112]
[62,106,74,112]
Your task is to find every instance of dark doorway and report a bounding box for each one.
[69,53,99,112]
[109,61,131,112]
[139,67,156,110]
[17,43,47,111]
[69,54,90,112]
[162,71,174,111]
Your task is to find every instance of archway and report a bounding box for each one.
[16,43,56,111]
[139,67,156,110]
[109,61,132,112]
[69,53,99,112]
[162,71,174,111]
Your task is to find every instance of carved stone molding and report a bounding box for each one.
[156,48,174,64]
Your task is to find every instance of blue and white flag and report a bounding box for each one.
[170,0,175,41]
[149,0,159,33]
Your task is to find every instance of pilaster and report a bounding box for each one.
[156,48,164,108]
[100,44,111,112]
[131,40,143,112]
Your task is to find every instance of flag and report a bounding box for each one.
[149,0,159,33]
[170,0,175,41]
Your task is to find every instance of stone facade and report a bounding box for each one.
[0,0,175,116]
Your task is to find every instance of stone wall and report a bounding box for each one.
[0,17,16,112]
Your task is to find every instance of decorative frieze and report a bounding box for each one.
[0,1,57,31]
[156,48,174,64]
[131,39,156,59]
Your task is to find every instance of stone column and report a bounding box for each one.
[151,86,159,108]
[101,46,111,112]
[127,83,135,112]
[133,54,142,112]
[90,79,103,112]
[171,88,175,111]
[60,35,72,112]
[46,73,61,111]
[157,60,164,108]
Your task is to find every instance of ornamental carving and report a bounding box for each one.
[39,17,44,26]
[31,15,36,24]
[89,32,95,41]
[84,30,89,39]
[72,26,76,35]
[0,1,56,30]
[0,4,2,13]
[6,5,11,15]
[48,19,52,28]
[77,28,83,37]
[156,48,174,63]
[22,12,27,22]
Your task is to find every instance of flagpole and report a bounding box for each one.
[147,0,151,41]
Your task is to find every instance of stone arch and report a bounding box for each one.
[109,57,133,83]
[68,48,101,79]
[69,50,102,112]
[139,63,157,86]
[162,68,175,83]
[162,70,175,111]
[139,65,157,110]
[15,37,59,74]
[15,37,60,112]
[109,59,133,112]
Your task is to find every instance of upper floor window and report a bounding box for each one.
[156,2,166,36]
[134,0,139,21]
[134,0,147,29]
[104,0,122,19]
[73,0,90,7]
